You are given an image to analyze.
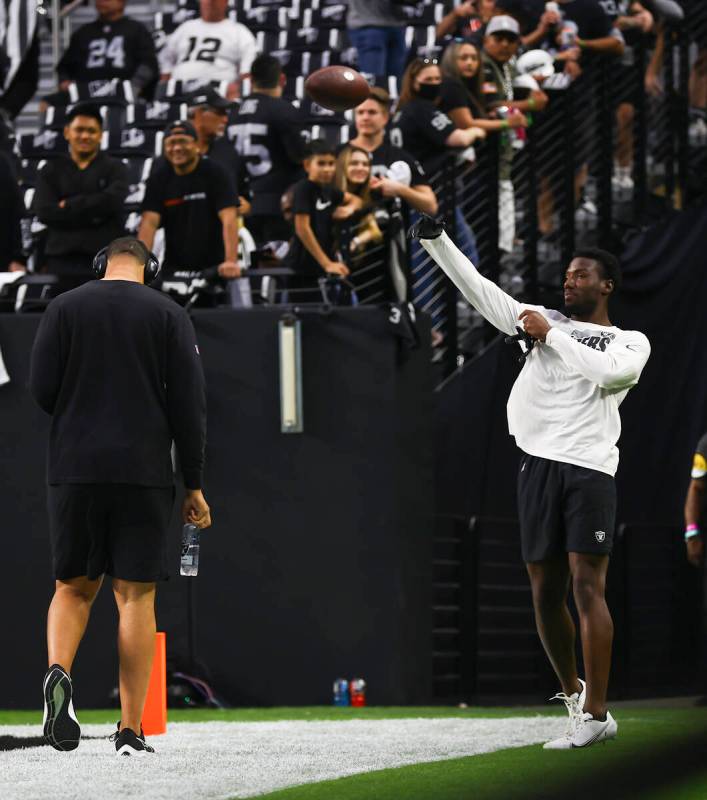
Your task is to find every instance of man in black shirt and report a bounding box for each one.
[56,0,158,99]
[186,88,244,204]
[232,54,306,245]
[34,103,128,288]
[348,87,438,302]
[29,236,210,756]
[139,120,240,283]
[349,88,437,214]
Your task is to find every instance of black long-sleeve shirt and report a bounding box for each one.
[34,153,128,257]
[57,15,159,91]
[29,280,206,489]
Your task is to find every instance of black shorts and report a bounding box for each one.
[48,484,175,582]
[517,454,616,563]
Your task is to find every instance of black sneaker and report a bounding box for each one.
[113,726,155,757]
[42,664,81,751]
[408,214,445,240]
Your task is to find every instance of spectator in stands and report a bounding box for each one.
[56,0,158,100]
[159,0,257,101]
[186,88,241,194]
[613,2,654,194]
[348,88,438,217]
[481,16,548,116]
[34,103,128,286]
[282,139,362,300]
[523,0,623,233]
[346,0,407,81]
[348,88,439,302]
[232,54,306,246]
[481,15,548,250]
[335,145,393,304]
[436,0,498,44]
[392,58,487,176]
[440,40,528,134]
[138,120,240,283]
[0,152,26,272]
[335,146,383,257]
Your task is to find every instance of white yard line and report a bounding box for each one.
[0,717,567,800]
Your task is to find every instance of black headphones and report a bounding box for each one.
[92,241,161,284]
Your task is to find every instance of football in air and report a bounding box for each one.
[304,66,371,112]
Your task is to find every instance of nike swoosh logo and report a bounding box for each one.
[315,199,332,210]
[626,344,639,351]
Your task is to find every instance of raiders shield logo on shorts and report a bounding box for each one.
[595,531,606,543]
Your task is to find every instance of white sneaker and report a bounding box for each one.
[544,679,586,745]
[544,710,618,749]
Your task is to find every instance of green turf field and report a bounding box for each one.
[2,706,705,800]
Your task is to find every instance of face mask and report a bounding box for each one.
[416,82,441,101]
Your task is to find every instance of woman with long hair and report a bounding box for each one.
[439,40,527,132]
[392,57,485,175]
[334,145,388,302]
[334,145,383,255]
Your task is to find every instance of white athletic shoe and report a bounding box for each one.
[544,678,586,745]
[543,710,618,749]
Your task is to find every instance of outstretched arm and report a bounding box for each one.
[419,229,524,336]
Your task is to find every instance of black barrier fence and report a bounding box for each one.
[432,516,705,704]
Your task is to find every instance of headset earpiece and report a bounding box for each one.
[91,244,161,284]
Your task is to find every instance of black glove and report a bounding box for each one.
[504,325,535,364]
[407,214,445,241]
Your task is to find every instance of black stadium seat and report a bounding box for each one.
[19,130,69,159]
[301,4,346,29]
[126,101,187,129]
[241,6,291,31]
[18,158,46,188]
[400,2,446,26]
[258,27,343,53]
[155,79,230,101]
[65,78,135,106]
[105,127,163,157]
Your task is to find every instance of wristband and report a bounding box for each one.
[685,524,700,540]
[527,96,536,111]
[501,119,510,129]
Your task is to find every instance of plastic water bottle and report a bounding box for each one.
[333,678,350,706]
[180,523,200,577]
[350,678,367,707]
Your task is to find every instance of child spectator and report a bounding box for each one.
[282,140,362,300]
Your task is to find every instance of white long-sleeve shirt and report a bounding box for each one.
[421,231,651,476]
[159,18,257,83]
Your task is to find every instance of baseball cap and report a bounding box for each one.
[486,15,521,37]
[187,88,231,112]
[163,120,198,139]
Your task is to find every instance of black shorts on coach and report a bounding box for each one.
[517,454,616,563]
[48,484,175,582]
